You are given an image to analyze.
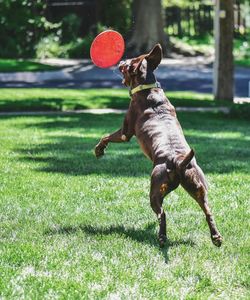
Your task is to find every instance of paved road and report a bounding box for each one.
[0,58,249,97]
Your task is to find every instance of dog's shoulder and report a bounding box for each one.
[146,89,176,117]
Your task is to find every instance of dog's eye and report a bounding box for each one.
[130,66,138,74]
[127,65,134,73]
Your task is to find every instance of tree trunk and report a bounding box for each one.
[128,0,168,56]
[213,0,234,102]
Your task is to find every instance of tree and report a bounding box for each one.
[128,0,168,56]
[213,0,234,102]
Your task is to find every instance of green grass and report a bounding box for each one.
[171,36,250,67]
[234,39,250,67]
[235,58,250,67]
[0,88,230,112]
[0,59,59,72]
[170,36,214,56]
[0,111,249,298]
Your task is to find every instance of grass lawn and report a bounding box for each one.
[0,110,249,298]
[0,59,59,73]
[0,88,231,112]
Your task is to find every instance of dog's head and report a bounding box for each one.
[118,44,162,87]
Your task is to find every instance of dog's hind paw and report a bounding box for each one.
[211,234,223,247]
[159,234,166,248]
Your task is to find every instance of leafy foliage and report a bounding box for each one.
[0,0,132,58]
[98,0,132,36]
[163,0,213,8]
[60,14,81,44]
[35,34,66,59]
[163,0,249,7]
[0,0,249,58]
[0,0,58,58]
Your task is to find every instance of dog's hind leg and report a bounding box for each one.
[150,163,179,247]
[181,167,222,247]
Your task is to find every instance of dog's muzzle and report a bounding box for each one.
[118,61,126,72]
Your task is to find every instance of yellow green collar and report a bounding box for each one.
[130,82,161,96]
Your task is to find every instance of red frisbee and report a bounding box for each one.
[90,30,125,68]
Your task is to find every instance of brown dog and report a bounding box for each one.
[95,44,222,247]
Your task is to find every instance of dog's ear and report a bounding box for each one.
[132,58,147,81]
[146,44,162,70]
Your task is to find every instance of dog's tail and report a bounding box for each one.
[176,149,195,170]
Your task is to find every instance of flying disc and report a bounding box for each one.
[90,30,125,68]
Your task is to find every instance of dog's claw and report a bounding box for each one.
[95,149,104,158]
[211,234,223,247]
[94,143,106,158]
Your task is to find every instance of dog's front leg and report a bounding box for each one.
[95,128,131,158]
[95,110,135,158]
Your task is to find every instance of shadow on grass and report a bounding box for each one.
[0,89,229,112]
[0,93,129,111]
[44,223,195,263]
[16,134,250,176]
[17,135,151,177]
[0,98,66,112]
[9,111,250,176]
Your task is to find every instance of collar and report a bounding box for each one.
[129,81,161,96]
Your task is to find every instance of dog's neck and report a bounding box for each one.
[129,72,161,96]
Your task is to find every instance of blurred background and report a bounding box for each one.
[0,0,249,62]
[0,0,250,104]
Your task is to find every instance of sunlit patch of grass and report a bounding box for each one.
[0,112,249,298]
[0,59,59,72]
[0,88,229,112]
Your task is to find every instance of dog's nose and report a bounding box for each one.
[118,60,125,71]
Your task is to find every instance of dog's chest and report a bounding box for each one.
[135,110,189,161]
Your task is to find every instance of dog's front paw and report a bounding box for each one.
[95,143,106,158]
[211,234,223,247]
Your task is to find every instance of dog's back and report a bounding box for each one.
[132,88,191,166]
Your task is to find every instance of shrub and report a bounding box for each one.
[67,36,93,58]
[229,103,250,120]
[61,14,81,44]
[36,34,69,59]
[0,1,132,59]
[98,0,132,36]
[0,0,58,58]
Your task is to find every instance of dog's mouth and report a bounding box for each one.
[119,61,132,87]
